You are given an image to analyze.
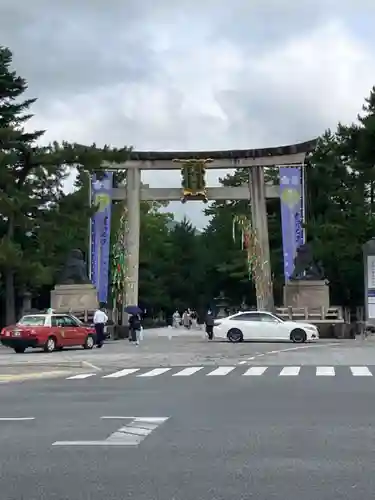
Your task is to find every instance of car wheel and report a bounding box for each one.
[290,328,306,343]
[44,336,56,353]
[83,334,94,350]
[14,347,25,354]
[227,328,243,343]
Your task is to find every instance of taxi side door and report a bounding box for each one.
[60,315,85,346]
[51,315,69,347]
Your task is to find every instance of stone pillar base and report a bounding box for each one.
[50,284,98,312]
[283,280,330,308]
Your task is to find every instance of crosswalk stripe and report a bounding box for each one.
[243,367,268,376]
[66,373,96,380]
[350,366,373,376]
[279,366,300,376]
[137,368,171,377]
[207,366,236,376]
[61,366,375,381]
[316,366,335,376]
[102,369,139,379]
[172,367,204,377]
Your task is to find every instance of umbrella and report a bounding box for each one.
[124,305,143,315]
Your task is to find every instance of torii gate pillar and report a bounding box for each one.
[124,167,141,313]
[249,166,273,311]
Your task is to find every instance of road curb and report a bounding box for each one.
[0,360,89,369]
[0,370,73,383]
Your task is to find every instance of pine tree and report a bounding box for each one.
[0,47,136,326]
[0,46,67,324]
[305,88,375,305]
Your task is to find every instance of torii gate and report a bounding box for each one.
[109,140,316,315]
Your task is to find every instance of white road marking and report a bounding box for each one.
[0,417,35,421]
[81,361,102,372]
[279,366,301,376]
[102,368,139,378]
[101,416,138,420]
[207,366,236,376]
[243,366,268,376]
[172,367,204,376]
[101,416,167,421]
[134,417,168,423]
[115,426,150,436]
[350,366,373,376]
[130,422,163,430]
[58,364,375,381]
[316,366,335,376]
[52,440,140,446]
[137,368,171,377]
[239,342,340,364]
[66,373,96,380]
[53,416,169,447]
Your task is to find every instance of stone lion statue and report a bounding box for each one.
[290,243,325,281]
[58,249,90,284]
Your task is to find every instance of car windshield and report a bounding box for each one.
[271,313,284,322]
[70,315,84,326]
[17,315,46,326]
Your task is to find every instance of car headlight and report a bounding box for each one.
[305,325,317,331]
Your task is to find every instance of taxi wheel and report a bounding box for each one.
[83,334,95,350]
[14,347,25,354]
[44,336,56,353]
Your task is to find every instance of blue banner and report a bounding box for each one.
[90,172,113,304]
[280,165,305,281]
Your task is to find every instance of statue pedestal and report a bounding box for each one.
[50,284,98,312]
[283,280,330,308]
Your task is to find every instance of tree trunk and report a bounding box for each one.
[5,217,16,325]
[5,268,15,325]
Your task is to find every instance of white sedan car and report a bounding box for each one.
[214,311,319,343]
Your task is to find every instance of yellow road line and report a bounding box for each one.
[0,371,71,383]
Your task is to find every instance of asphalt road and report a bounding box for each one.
[1,366,375,499]
[1,330,371,370]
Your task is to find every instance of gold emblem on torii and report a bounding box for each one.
[172,158,213,204]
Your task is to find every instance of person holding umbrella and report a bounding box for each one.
[125,305,143,345]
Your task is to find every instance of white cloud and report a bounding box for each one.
[3,2,374,227]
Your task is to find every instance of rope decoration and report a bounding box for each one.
[232,215,272,306]
[111,206,129,306]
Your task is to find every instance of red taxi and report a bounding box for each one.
[0,313,96,353]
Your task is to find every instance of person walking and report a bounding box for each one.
[129,313,142,345]
[93,305,108,348]
[182,310,190,329]
[172,310,181,328]
[190,310,198,329]
[205,309,214,340]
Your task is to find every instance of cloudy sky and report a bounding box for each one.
[1,0,375,227]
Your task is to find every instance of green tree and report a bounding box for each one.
[138,203,174,313]
[0,46,131,324]
[202,168,283,306]
[0,46,69,323]
[162,217,208,313]
[305,88,375,306]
